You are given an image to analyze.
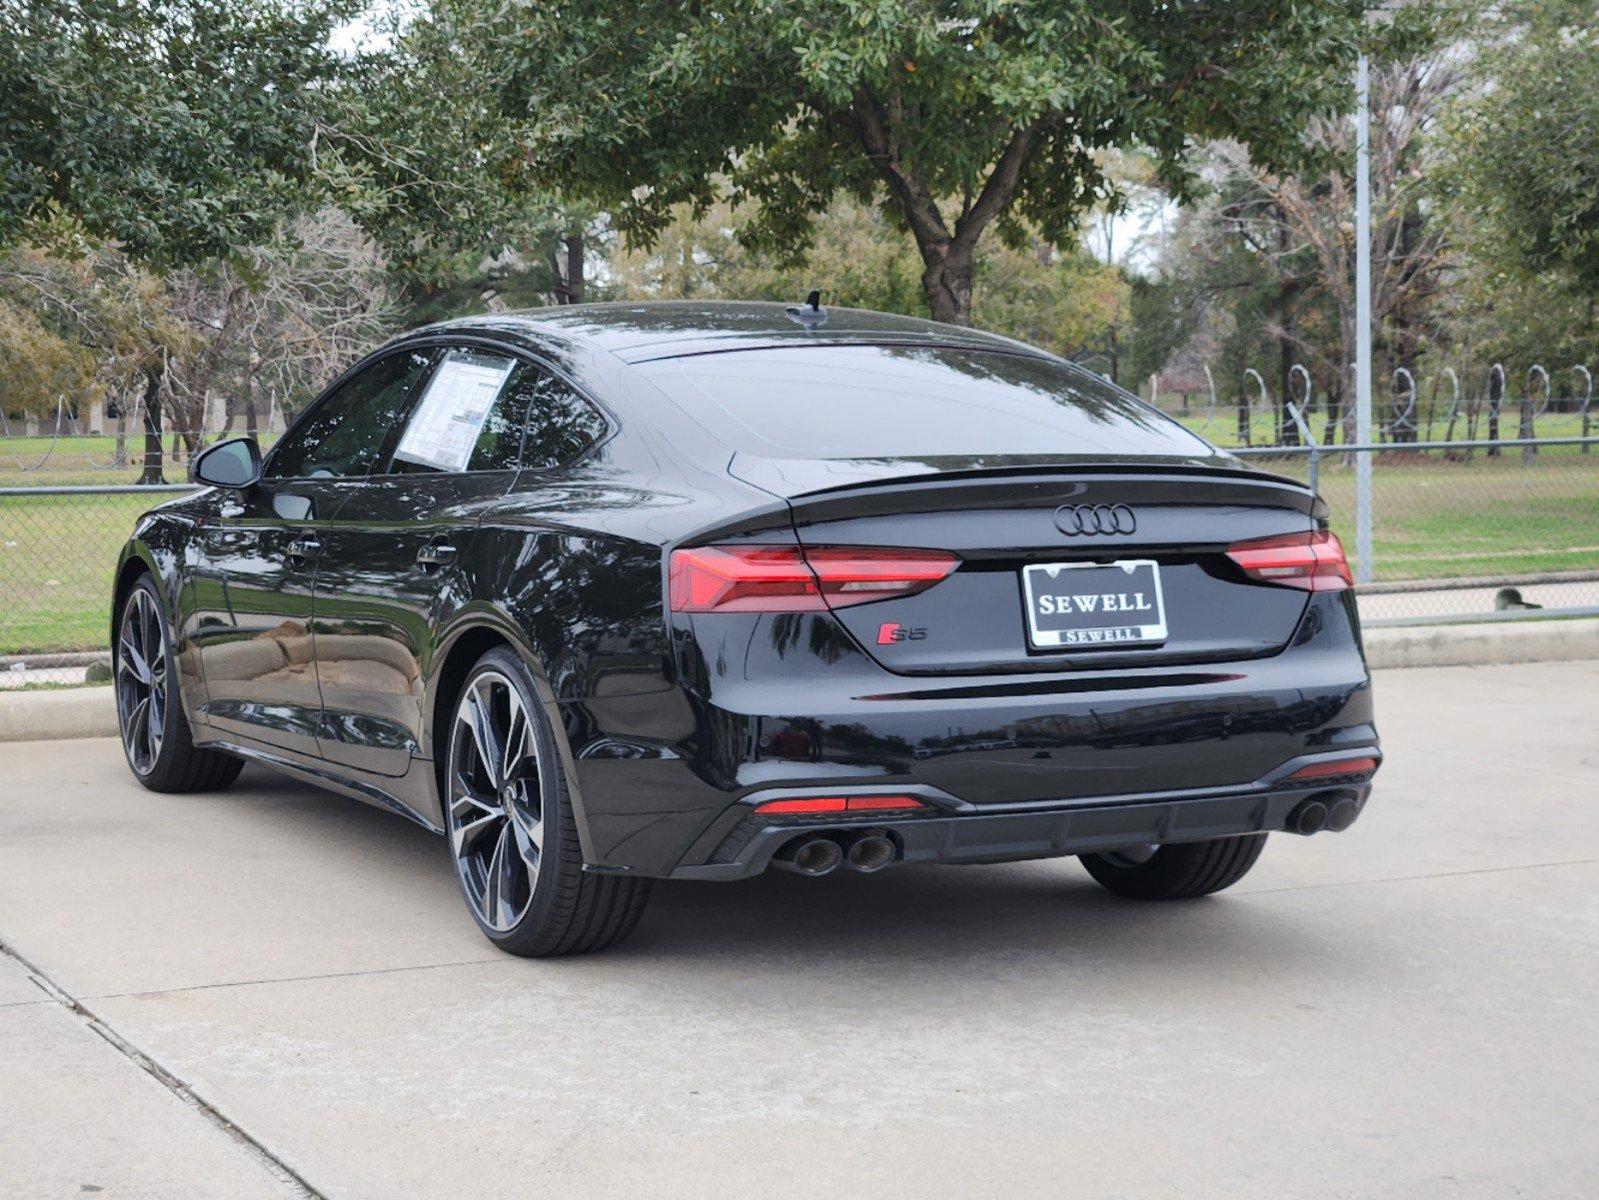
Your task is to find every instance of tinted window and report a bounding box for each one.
[386,353,605,474]
[268,350,436,479]
[390,348,521,475]
[637,345,1208,459]
[517,369,609,469]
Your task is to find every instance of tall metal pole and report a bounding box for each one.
[1354,53,1374,583]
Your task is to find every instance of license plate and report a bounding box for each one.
[1021,560,1168,649]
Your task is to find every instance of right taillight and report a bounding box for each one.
[1225,530,1352,592]
[668,545,958,613]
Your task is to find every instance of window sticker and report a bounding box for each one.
[393,351,515,472]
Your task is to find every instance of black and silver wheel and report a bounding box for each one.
[1079,834,1266,901]
[115,576,243,792]
[443,647,651,957]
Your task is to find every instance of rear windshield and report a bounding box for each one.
[636,344,1209,459]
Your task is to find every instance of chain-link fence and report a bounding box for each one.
[1236,438,1599,624]
[3,437,1597,687]
[0,484,198,688]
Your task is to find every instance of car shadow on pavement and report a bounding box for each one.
[223,765,1336,979]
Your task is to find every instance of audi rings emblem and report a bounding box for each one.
[1054,503,1137,536]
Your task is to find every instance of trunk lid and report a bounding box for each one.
[763,459,1322,675]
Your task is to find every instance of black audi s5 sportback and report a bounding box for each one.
[112,301,1379,955]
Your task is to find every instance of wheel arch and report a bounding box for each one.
[110,542,166,648]
[424,605,600,865]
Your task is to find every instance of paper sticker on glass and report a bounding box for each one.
[394,350,515,473]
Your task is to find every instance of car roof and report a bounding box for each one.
[407,300,1053,365]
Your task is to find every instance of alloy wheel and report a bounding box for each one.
[116,588,167,775]
[447,670,545,932]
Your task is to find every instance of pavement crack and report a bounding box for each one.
[0,937,330,1200]
[85,953,507,1003]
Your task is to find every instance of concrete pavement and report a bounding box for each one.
[2,660,1597,1198]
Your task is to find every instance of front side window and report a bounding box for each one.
[268,350,436,479]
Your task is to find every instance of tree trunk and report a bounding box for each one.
[921,240,974,326]
[563,232,585,304]
[137,367,166,486]
[245,364,258,440]
[1486,368,1502,458]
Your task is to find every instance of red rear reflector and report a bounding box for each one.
[842,794,927,812]
[755,794,927,815]
[1225,530,1353,592]
[1287,756,1379,781]
[669,545,958,613]
[756,796,848,815]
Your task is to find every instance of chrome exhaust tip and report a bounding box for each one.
[845,834,896,873]
[773,837,843,877]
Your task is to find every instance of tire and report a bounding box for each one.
[442,647,651,957]
[1079,834,1267,901]
[115,576,244,793]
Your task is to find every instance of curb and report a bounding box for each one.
[0,686,117,742]
[1,620,1596,742]
[1363,616,1599,670]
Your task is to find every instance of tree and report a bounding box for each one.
[1211,50,1458,442]
[0,298,95,425]
[604,192,1126,359]
[430,0,1378,326]
[0,0,357,266]
[1449,0,1599,295]
[164,210,397,443]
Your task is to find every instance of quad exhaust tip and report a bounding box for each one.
[1288,798,1330,836]
[772,833,899,876]
[846,834,896,873]
[1325,797,1361,832]
[773,837,843,877]
[1287,793,1363,836]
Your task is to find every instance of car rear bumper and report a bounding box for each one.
[562,593,1374,877]
[666,756,1378,880]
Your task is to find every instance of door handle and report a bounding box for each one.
[286,537,322,563]
[416,543,457,569]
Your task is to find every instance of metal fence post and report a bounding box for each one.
[1354,53,1374,585]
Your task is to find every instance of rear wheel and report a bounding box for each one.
[1079,834,1266,900]
[115,577,243,793]
[443,647,651,957]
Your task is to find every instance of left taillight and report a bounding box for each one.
[1225,529,1353,592]
[668,545,959,613]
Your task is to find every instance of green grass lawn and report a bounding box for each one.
[0,433,280,488]
[2,449,1595,657]
[1171,407,1595,450]
[0,492,156,654]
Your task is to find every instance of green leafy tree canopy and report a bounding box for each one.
[0,0,359,266]
[436,0,1380,325]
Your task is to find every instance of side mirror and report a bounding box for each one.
[191,436,262,489]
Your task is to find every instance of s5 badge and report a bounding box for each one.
[877,623,927,645]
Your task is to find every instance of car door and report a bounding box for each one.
[310,344,564,778]
[189,347,438,759]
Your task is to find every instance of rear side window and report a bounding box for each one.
[387,351,607,474]
[391,348,521,474]
[517,370,609,469]
[637,345,1208,459]
[268,349,436,479]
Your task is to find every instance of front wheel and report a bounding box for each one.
[115,576,243,793]
[1079,835,1266,900]
[443,647,651,957]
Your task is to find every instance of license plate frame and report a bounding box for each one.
[1020,559,1169,650]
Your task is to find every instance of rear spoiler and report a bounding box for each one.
[764,461,1325,525]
